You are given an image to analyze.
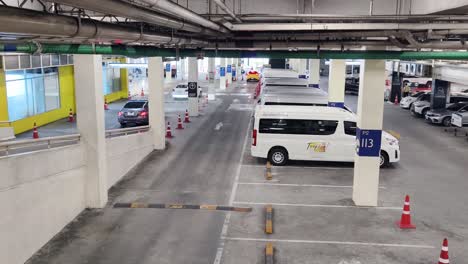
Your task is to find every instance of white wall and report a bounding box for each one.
[106,132,154,188]
[0,132,155,264]
[0,145,86,264]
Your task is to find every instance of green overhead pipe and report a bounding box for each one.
[2,43,468,60]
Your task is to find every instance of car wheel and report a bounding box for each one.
[120,123,126,128]
[410,105,418,116]
[380,151,389,168]
[421,108,429,118]
[408,103,413,110]
[442,117,452,127]
[268,147,288,166]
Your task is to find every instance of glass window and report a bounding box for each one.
[41,55,51,67]
[51,55,60,66]
[102,66,122,95]
[19,55,31,68]
[123,101,146,108]
[344,121,357,136]
[4,55,19,69]
[259,119,338,135]
[31,55,42,68]
[6,67,60,121]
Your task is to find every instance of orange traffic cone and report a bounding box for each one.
[184,109,190,123]
[104,99,109,110]
[140,88,145,96]
[438,238,449,264]
[32,122,39,139]
[394,96,399,105]
[176,114,184,129]
[396,195,416,229]
[68,108,74,122]
[165,122,173,138]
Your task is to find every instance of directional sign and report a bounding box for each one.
[165,63,171,72]
[220,67,226,77]
[188,82,198,98]
[356,128,382,157]
[227,64,232,73]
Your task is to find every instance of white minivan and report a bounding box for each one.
[251,105,400,167]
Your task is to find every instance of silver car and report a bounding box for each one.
[425,102,468,126]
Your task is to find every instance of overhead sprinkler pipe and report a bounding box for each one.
[3,43,468,60]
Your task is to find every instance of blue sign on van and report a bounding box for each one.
[227,65,232,73]
[220,67,226,77]
[165,64,171,72]
[356,128,382,157]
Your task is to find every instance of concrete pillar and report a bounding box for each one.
[232,58,239,82]
[219,58,226,90]
[328,60,346,108]
[188,57,199,117]
[309,59,320,88]
[227,58,233,85]
[208,57,216,100]
[179,58,186,80]
[165,62,172,80]
[74,55,108,208]
[352,60,386,207]
[148,57,166,150]
[298,59,308,78]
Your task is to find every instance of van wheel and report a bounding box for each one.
[268,147,288,166]
[380,151,389,168]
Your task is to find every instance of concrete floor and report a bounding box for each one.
[25,78,468,264]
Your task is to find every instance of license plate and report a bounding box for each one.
[126,112,135,116]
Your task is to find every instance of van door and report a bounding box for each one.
[302,120,339,161]
[340,121,358,162]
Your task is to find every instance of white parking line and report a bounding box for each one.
[213,116,252,264]
[233,201,401,210]
[240,164,352,170]
[237,182,386,189]
[222,237,435,249]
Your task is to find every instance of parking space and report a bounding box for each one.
[215,82,468,264]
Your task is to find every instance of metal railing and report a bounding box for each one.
[0,121,13,127]
[0,134,81,157]
[105,125,150,138]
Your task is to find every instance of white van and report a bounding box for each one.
[262,78,309,89]
[259,93,329,106]
[261,69,299,80]
[251,105,400,167]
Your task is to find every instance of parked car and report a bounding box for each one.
[411,95,468,117]
[172,83,202,99]
[246,70,260,82]
[425,102,468,126]
[251,105,400,167]
[345,77,359,94]
[451,107,468,126]
[118,100,148,127]
[400,91,426,109]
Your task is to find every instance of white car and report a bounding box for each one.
[400,92,427,109]
[251,105,400,167]
[172,83,202,99]
[411,95,468,117]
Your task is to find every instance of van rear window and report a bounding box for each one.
[259,119,338,135]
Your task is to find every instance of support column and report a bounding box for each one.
[179,58,186,81]
[227,58,233,85]
[309,59,320,88]
[165,62,172,80]
[219,58,226,90]
[352,60,386,207]
[208,57,216,100]
[74,55,108,208]
[328,60,346,108]
[148,57,165,150]
[298,59,308,78]
[232,58,239,82]
[188,57,199,117]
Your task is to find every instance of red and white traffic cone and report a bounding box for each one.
[104,99,109,110]
[226,79,229,88]
[127,91,132,100]
[32,122,39,139]
[68,108,74,122]
[140,88,145,97]
[184,109,190,123]
[394,96,399,105]
[438,238,449,264]
[176,114,184,129]
[396,195,416,229]
[165,122,173,138]
[206,74,209,81]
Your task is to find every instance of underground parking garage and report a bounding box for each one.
[1,1,468,263]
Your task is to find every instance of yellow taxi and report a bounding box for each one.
[246,70,260,82]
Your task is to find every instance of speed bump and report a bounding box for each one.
[265,243,274,264]
[113,203,252,212]
[265,161,272,180]
[265,205,274,234]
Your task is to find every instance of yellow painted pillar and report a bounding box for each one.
[0,69,9,122]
